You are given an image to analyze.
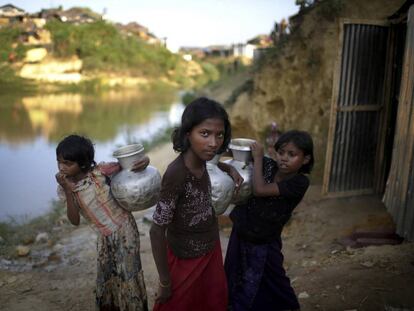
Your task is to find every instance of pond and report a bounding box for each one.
[0,88,185,222]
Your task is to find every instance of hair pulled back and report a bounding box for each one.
[172,97,231,154]
[56,134,96,173]
[274,130,314,174]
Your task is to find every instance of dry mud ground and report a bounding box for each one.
[1,144,414,311]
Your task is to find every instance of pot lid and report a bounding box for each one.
[228,138,255,151]
[113,143,144,158]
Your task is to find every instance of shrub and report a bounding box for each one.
[45,20,180,77]
[0,25,27,62]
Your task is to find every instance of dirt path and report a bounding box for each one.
[1,144,414,310]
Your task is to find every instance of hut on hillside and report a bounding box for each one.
[0,3,26,24]
[323,0,414,240]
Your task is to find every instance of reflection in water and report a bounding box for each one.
[0,89,184,222]
[22,94,83,139]
[22,94,83,113]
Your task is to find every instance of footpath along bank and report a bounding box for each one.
[1,143,414,311]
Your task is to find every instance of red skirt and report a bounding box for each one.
[153,240,228,311]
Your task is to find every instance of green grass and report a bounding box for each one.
[44,19,205,85]
[1,18,222,92]
[0,25,27,62]
[45,20,176,75]
[0,64,37,94]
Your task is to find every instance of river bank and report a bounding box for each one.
[1,139,414,310]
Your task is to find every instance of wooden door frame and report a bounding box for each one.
[322,19,391,197]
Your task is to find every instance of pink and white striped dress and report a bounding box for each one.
[57,163,148,310]
[57,164,129,236]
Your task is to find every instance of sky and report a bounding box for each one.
[2,0,299,52]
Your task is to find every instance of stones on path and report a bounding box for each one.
[35,232,49,244]
[7,275,18,283]
[16,245,31,257]
[360,261,375,268]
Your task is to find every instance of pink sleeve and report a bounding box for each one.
[97,162,121,176]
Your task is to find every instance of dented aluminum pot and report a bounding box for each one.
[110,144,161,211]
[207,154,235,215]
[224,138,255,204]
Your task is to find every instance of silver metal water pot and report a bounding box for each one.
[110,144,161,211]
[223,138,255,204]
[207,154,235,215]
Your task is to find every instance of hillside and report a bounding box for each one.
[227,0,406,182]
[0,9,219,91]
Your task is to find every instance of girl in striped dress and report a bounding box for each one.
[55,134,148,311]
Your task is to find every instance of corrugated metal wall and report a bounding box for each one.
[383,6,414,241]
[327,23,389,193]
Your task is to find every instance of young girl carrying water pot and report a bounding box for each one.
[55,134,149,311]
[225,130,314,311]
[150,97,243,311]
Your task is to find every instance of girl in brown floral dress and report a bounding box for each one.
[150,97,243,311]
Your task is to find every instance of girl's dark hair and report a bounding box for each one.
[274,130,314,174]
[172,97,231,153]
[56,135,96,173]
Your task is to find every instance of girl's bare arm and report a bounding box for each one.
[55,173,80,225]
[64,189,80,225]
[150,223,172,303]
[251,142,280,197]
[217,161,244,188]
[131,155,150,171]
[98,156,149,176]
